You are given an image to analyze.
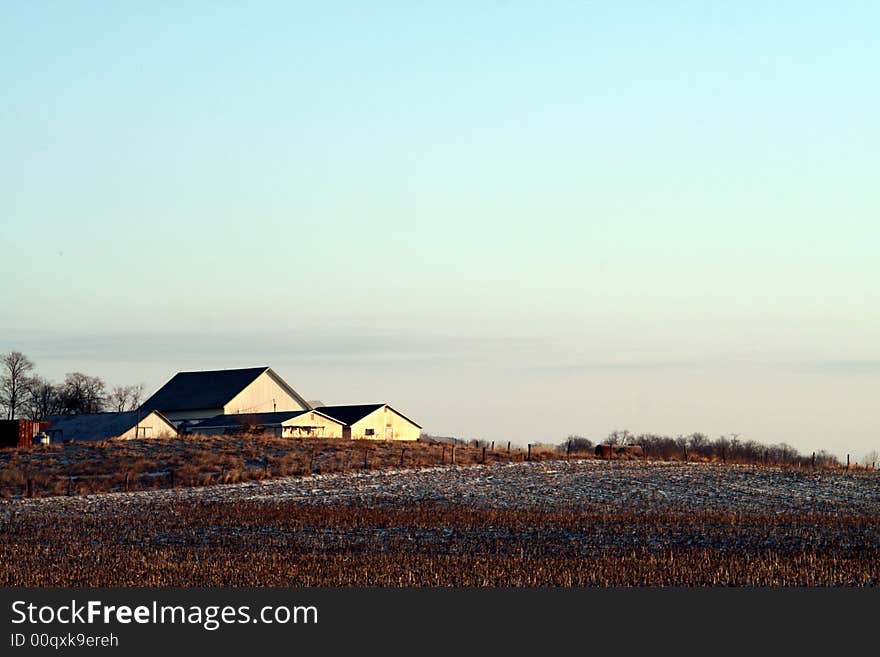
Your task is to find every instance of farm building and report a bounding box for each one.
[42,410,177,443]
[191,410,345,438]
[139,366,311,427]
[314,404,421,441]
[0,420,44,448]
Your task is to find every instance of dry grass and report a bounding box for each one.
[0,436,553,498]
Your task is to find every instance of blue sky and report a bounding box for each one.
[2,2,878,458]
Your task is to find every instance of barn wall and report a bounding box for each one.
[224,371,307,415]
[115,412,177,440]
[282,412,344,439]
[350,406,420,441]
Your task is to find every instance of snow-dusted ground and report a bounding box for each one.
[6,459,879,516]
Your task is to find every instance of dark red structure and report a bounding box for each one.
[0,419,38,448]
[595,444,645,459]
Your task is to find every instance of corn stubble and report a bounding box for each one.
[1,502,877,586]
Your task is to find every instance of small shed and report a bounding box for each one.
[190,410,345,438]
[314,404,421,441]
[0,420,40,448]
[42,410,178,443]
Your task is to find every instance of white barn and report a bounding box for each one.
[139,367,311,427]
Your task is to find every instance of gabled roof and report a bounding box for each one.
[314,404,422,428]
[43,410,176,442]
[140,367,311,413]
[312,404,384,425]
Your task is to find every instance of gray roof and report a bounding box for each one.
[192,410,311,429]
[42,411,176,443]
[192,409,345,431]
[140,367,311,414]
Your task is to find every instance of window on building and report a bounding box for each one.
[365,428,375,436]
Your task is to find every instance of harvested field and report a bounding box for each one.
[2,460,878,586]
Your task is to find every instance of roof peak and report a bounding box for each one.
[140,367,306,414]
[175,366,269,374]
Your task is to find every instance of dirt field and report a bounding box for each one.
[2,459,878,586]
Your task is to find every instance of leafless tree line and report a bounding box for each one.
[1,351,144,420]
[559,430,843,467]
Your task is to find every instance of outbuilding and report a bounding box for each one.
[42,410,178,443]
[314,404,421,441]
[190,410,345,438]
[0,420,42,448]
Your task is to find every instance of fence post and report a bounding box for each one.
[507,441,511,454]
[527,444,531,462]
[363,448,369,469]
[846,454,850,471]
[400,448,406,468]
[812,452,816,469]
[491,441,494,451]
[310,451,315,473]
[481,447,486,463]
[169,470,175,489]
[124,472,130,492]
[567,440,571,459]
[441,445,446,464]
[451,445,456,464]
[26,478,34,499]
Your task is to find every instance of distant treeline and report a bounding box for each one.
[423,430,861,469]
[1,350,144,420]
[560,431,845,468]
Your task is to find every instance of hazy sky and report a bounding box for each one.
[2,2,877,458]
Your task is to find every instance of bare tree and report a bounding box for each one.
[109,384,147,412]
[109,386,130,413]
[563,434,594,453]
[687,432,709,454]
[24,376,61,421]
[59,372,106,414]
[128,383,145,409]
[604,429,632,446]
[1,351,36,419]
